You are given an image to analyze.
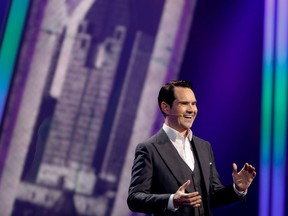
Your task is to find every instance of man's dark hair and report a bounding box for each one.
[158,80,193,116]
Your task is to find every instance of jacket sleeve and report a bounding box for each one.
[127,143,171,215]
[208,144,246,207]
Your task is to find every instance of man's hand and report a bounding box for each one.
[232,163,256,192]
[173,180,202,208]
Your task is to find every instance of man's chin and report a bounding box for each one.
[183,122,193,129]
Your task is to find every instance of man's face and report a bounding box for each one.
[164,87,197,134]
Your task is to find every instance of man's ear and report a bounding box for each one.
[161,102,169,114]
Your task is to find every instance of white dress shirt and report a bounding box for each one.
[162,123,195,171]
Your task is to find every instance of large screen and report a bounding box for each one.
[0,1,196,215]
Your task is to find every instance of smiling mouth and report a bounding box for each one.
[183,115,193,119]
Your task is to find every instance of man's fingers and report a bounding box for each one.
[246,163,257,177]
[244,163,249,171]
[175,181,203,208]
[185,194,202,208]
[178,180,190,192]
[247,164,255,172]
[182,191,199,199]
[234,162,257,179]
[176,193,202,207]
[232,163,238,174]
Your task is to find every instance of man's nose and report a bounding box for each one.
[187,106,194,113]
[190,105,197,113]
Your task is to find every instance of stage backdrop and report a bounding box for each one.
[0,0,287,216]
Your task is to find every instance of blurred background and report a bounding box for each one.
[0,0,287,216]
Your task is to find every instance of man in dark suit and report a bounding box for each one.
[127,80,256,216]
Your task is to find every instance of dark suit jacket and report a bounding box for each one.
[127,129,244,216]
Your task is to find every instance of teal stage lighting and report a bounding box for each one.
[260,0,288,215]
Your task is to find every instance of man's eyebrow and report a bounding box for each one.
[177,100,197,103]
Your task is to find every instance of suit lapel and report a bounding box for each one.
[152,129,195,192]
[191,137,210,193]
